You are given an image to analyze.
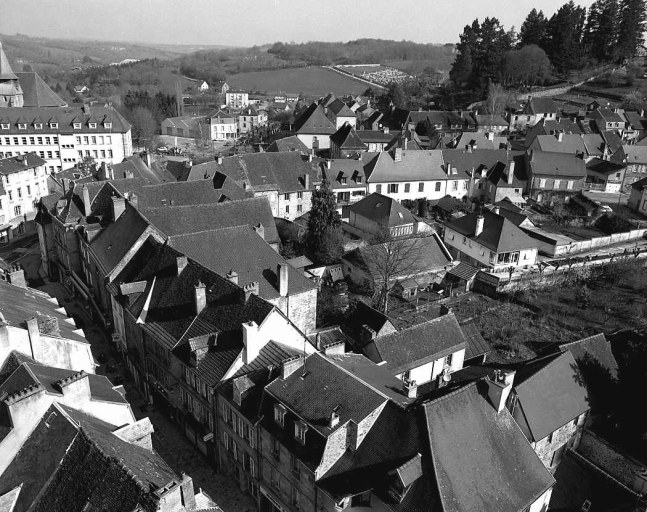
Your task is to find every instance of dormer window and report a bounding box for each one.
[50,122,58,129]
[0,124,8,130]
[34,123,43,129]
[341,177,347,185]
[17,123,27,130]
[73,122,82,130]
[356,175,362,183]
[89,122,97,129]
[294,420,308,445]
[274,403,286,427]
[104,122,112,129]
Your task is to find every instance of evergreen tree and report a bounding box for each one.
[450,20,480,87]
[519,8,548,48]
[583,0,603,58]
[616,0,647,61]
[593,0,621,62]
[545,1,587,72]
[306,179,343,265]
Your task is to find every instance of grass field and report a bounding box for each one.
[227,67,369,97]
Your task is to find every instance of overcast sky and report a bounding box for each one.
[1,0,596,47]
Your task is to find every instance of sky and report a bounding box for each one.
[1,0,597,48]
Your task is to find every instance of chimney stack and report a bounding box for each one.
[82,185,91,216]
[26,317,40,358]
[557,131,564,142]
[278,263,289,297]
[216,155,223,165]
[326,160,332,170]
[394,147,402,162]
[304,173,311,189]
[507,160,515,185]
[475,214,485,237]
[242,320,261,364]
[129,193,138,209]
[111,196,126,221]
[360,325,376,344]
[308,153,313,162]
[253,223,265,240]
[329,405,341,428]
[493,206,500,215]
[7,266,27,288]
[226,270,238,285]
[486,369,515,413]
[176,256,188,275]
[243,282,259,302]
[383,126,389,134]
[194,281,206,315]
[281,355,304,379]
[403,378,418,399]
[124,169,134,180]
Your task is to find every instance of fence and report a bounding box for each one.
[550,228,647,257]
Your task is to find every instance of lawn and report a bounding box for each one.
[226,67,370,97]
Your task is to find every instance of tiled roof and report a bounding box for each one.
[135,180,225,209]
[364,149,447,182]
[474,114,508,127]
[15,72,67,107]
[330,123,368,150]
[142,197,279,245]
[327,98,355,118]
[486,154,527,189]
[442,148,509,176]
[525,97,558,115]
[455,132,507,150]
[444,208,537,253]
[365,313,467,374]
[293,103,336,135]
[424,382,555,512]
[266,135,310,154]
[168,225,316,300]
[446,262,479,281]
[529,150,587,178]
[347,192,416,227]
[622,144,647,164]
[460,321,491,360]
[0,42,18,80]
[530,133,589,154]
[0,152,46,175]
[266,352,388,437]
[514,351,589,442]
[112,155,176,184]
[319,159,365,190]
[355,130,394,144]
[0,105,130,134]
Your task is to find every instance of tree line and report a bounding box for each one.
[450,0,646,91]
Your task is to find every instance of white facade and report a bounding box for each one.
[238,110,268,134]
[396,348,465,386]
[296,134,331,150]
[0,160,48,228]
[210,119,238,141]
[367,177,470,202]
[226,91,250,108]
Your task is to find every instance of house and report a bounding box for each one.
[341,232,453,294]
[73,85,89,95]
[160,115,203,139]
[590,107,627,132]
[198,80,209,92]
[0,104,132,174]
[359,312,467,386]
[226,89,250,108]
[622,109,647,141]
[442,148,509,201]
[187,152,319,221]
[621,144,647,192]
[0,153,48,241]
[507,351,590,471]
[318,158,367,209]
[348,300,397,343]
[585,157,626,193]
[238,105,267,134]
[484,154,527,205]
[524,117,582,147]
[526,150,587,202]
[208,109,238,141]
[527,132,590,156]
[423,381,555,512]
[454,131,507,151]
[344,192,430,238]
[355,128,395,152]
[293,103,337,150]
[325,98,357,129]
[266,135,310,155]
[0,272,95,373]
[329,124,367,159]
[442,208,538,270]
[473,113,508,134]
[627,175,647,216]
[509,96,559,131]
[213,80,230,95]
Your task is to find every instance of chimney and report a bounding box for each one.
[308,153,313,162]
[493,206,500,215]
[278,263,289,297]
[129,193,138,209]
[124,169,134,180]
[475,214,485,237]
[253,223,265,240]
[194,281,206,314]
[394,147,402,162]
[281,355,304,379]
[438,367,452,388]
[403,378,418,399]
[304,173,311,189]
[403,137,408,150]
[216,155,223,164]
[145,151,152,168]
[330,405,341,428]
[243,282,259,302]
[641,109,645,118]
[26,317,40,358]
[507,160,515,185]
[486,131,494,141]
[7,266,27,288]
[557,131,564,142]
[383,126,389,134]
[242,320,261,364]
[176,256,188,275]
[466,144,472,153]
[486,369,515,413]
[226,270,238,285]
[326,160,332,170]
[111,196,126,221]
[0,317,9,352]
[82,185,91,216]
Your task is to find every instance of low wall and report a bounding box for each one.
[550,228,647,257]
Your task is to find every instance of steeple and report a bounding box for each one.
[0,41,24,107]
[0,41,18,80]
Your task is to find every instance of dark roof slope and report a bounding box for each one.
[514,351,589,442]
[424,382,555,512]
[294,103,336,135]
[347,192,416,227]
[266,135,310,154]
[0,153,47,175]
[330,124,368,150]
[135,180,225,209]
[15,72,67,107]
[529,150,587,178]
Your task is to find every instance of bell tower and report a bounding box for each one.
[0,41,24,108]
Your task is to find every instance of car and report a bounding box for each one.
[597,205,613,214]
[157,146,169,153]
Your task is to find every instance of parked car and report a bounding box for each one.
[157,146,169,154]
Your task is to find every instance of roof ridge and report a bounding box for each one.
[515,352,570,390]
[422,380,479,408]
[169,224,251,240]
[317,352,392,403]
[559,333,606,348]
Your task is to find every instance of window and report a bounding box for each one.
[50,122,58,129]
[271,468,280,489]
[539,178,546,188]
[0,123,9,130]
[285,205,290,214]
[83,136,89,145]
[223,431,230,450]
[14,206,21,216]
[551,444,567,466]
[89,123,97,129]
[388,183,398,193]
[404,183,410,193]
[91,136,96,144]
[297,191,303,199]
[27,185,31,196]
[274,404,286,427]
[8,191,12,201]
[34,123,42,129]
[272,438,280,460]
[21,137,27,145]
[352,492,371,507]
[418,182,424,192]
[101,150,106,158]
[451,181,458,191]
[435,182,441,192]
[104,122,112,129]
[99,136,104,144]
[567,180,573,190]
[17,188,21,198]
[554,179,561,189]
[356,175,363,183]
[108,150,113,157]
[290,454,300,477]
[17,123,26,130]
[375,184,382,193]
[290,486,300,508]
[294,421,308,445]
[297,205,302,213]
[73,122,81,129]
[444,353,453,367]
[29,137,35,145]
[284,193,291,200]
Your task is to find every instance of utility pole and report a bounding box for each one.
[175,81,183,117]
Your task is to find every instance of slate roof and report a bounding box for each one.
[525,118,581,146]
[265,352,388,437]
[442,148,509,177]
[364,149,447,182]
[460,321,490,360]
[0,105,130,134]
[135,180,226,209]
[330,124,368,150]
[530,134,589,155]
[455,131,507,150]
[162,115,202,130]
[364,313,467,374]
[444,208,538,253]
[0,280,85,343]
[0,153,47,175]
[347,192,416,227]
[528,150,587,179]
[622,144,647,164]
[319,159,365,190]
[353,301,392,336]
[486,155,527,189]
[355,130,395,144]
[474,114,508,127]
[327,98,355,118]
[188,152,317,193]
[623,110,647,131]
[514,351,589,442]
[423,382,555,512]
[141,197,279,245]
[525,97,558,115]
[586,157,625,177]
[266,135,310,154]
[631,175,647,190]
[168,225,316,300]
[15,72,67,107]
[293,103,336,135]
[112,155,176,184]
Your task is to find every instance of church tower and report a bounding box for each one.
[0,41,24,108]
